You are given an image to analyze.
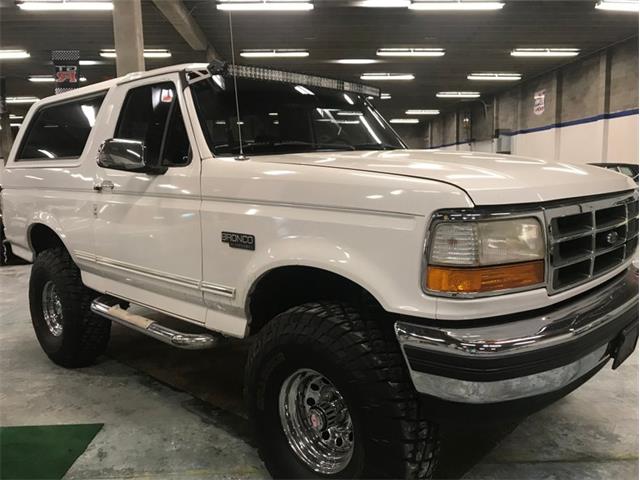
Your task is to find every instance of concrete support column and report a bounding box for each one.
[0,78,13,161]
[112,0,145,76]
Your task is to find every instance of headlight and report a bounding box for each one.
[426,217,545,295]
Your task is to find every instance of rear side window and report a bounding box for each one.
[115,82,190,167]
[17,93,106,161]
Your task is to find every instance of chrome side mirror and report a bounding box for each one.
[97,139,167,175]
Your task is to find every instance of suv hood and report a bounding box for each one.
[254,150,636,205]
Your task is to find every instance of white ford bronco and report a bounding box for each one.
[1,62,638,479]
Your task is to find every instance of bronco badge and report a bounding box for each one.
[222,231,255,251]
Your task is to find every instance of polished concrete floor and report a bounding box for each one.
[1,264,638,479]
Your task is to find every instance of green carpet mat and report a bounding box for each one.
[0,424,103,480]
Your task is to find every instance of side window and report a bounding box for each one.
[115,82,190,167]
[17,93,106,160]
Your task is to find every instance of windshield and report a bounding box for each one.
[190,76,406,156]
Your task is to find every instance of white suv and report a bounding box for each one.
[2,62,638,479]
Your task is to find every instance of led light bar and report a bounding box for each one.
[595,0,639,12]
[409,1,504,10]
[361,73,415,81]
[334,59,379,64]
[356,0,411,6]
[214,63,381,97]
[17,1,113,10]
[390,118,420,124]
[511,48,580,57]
[6,96,39,104]
[29,75,87,82]
[377,47,445,57]
[0,49,30,60]
[467,72,521,81]
[436,91,481,98]
[217,1,314,11]
[406,109,440,115]
[100,49,172,59]
[240,49,309,58]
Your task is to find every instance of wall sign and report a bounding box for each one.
[533,89,546,116]
[52,50,80,95]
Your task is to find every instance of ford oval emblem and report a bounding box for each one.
[606,231,620,245]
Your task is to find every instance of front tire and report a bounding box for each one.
[29,248,111,368]
[245,302,439,479]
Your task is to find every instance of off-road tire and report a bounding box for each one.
[245,302,440,479]
[29,247,111,368]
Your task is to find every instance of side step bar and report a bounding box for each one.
[91,296,219,350]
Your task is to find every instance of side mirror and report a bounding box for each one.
[97,139,167,175]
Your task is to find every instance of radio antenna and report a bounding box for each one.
[228,12,248,161]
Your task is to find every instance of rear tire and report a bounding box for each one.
[245,302,439,479]
[29,248,111,368]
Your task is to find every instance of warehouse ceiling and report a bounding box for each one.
[1,0,638,124]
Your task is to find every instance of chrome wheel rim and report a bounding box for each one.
[41,281,63,337]
[278,368,354,475]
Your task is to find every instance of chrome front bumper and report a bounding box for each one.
[395,268,639,405]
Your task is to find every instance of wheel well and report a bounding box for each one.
[247,266,381,334]
[29,224,65,255]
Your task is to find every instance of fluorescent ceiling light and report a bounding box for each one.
[436,91,480,98]
[17,1,113,11]
[390,118,420,124]
[335,59,379,64]
[9,115,24,120]
[217,1,314,11]
[409,1,504,10]
[79,60,101,66]
[6,96,39,104]
[240,49,309,58]
[467,72,521,81]
[595,0,639,11]
[511,48,579,57]
[361,73,415,81]
[356,0,411,6]
[29,75,87,82]
[294,85,315,95]
[380,93,392,99]
[11,123,22,127]
[100,49,171,59]
[406,109,440,115]
[0,49,30,60]
[377,47,444,57]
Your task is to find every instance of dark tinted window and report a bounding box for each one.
[17,93,106,160]
[115,82,190,167]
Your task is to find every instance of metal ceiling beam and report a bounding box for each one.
[151,0,221,61]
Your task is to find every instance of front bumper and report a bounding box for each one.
[395,268,638,406]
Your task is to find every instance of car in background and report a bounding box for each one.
[590,163,639,183]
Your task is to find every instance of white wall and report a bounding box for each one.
[606,114,639,164]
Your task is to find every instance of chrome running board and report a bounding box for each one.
[91,296,219,350]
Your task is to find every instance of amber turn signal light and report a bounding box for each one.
[426,260,545,294]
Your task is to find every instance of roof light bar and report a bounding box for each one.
[0,49,30,60]
[377,47,445,57]
[240,49,309,58]
[360,73,415,81]
[29,75,87,82]
[100,49,172,59]
[217,1,314,11]
[436,91,481,98]
[6,96,40,104]
[17,1,113,10]
[409,1,504,10]
[511,48,580,57]
[335,59,379,64]
[390,118,420,124]
[467,72,521,81]
[406,109,440,115]
[595,0,639,11]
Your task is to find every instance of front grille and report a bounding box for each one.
[546,192,639,293]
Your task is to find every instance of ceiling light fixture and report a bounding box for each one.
[377,47,445,57]
[595,0,639,11]
[380,93,392,99]
[17,1,113,11]
[10,115,24,120]
[356,0,411,7]
[217,1,314,11]
[334,59,379,64]
[390,118,420,124]
[436,91,481,98]
[29,75,87,82]
[467,72,521,81]
[6,96,39,104]
[100,48,172,59]
[240,49,309,58]
[511,48,580,57]
[406,109,440,115]
[361,73,415,81]
[11,123,22,128]
[0,49,30,60]
[409,1,504,10]
[294,85,315,95]
[79,60,101,66]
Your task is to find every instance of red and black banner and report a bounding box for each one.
[52,50,80,95]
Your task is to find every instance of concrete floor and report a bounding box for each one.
[1,264,638,479]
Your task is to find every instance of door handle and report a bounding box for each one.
[93,180,115,192]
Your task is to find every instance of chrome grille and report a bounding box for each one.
[546,192,639,293]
